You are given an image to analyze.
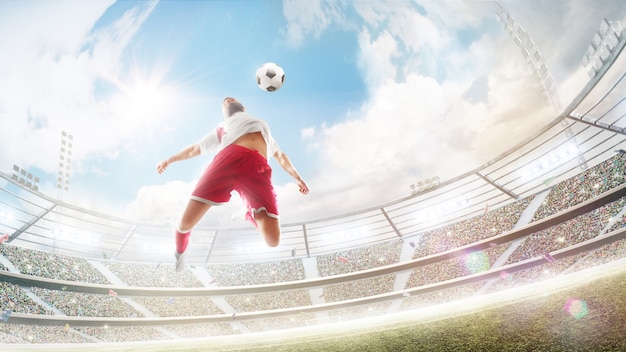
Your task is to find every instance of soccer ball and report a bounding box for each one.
[256,62,285,92]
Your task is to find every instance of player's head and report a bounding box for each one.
[222,97,245,118]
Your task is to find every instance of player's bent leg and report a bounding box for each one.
[254,211,281,247]
[174,199,212,272]
[179,199,213,231]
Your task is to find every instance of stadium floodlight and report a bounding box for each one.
[11,165,39,191]
[581,19,623,78]
[410,176,440,195]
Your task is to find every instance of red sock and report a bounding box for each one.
[175,228,191,254]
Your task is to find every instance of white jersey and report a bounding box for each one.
[196,111,280,157]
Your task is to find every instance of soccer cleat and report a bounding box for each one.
[174,251,186,272]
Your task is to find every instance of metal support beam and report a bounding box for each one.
[204,231,218,265]
[302,224,311,258]
[475,172,518,200]
[113,224,138,260]
[381,207,402,238]
[9,204,57,242]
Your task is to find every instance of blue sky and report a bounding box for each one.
[0,0,624,227]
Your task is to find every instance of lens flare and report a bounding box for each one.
[464,251,490,274]
[563,298,588,319]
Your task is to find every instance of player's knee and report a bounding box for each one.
[265,235,280,247]
[255,212,281,247]
[261,226,280,247]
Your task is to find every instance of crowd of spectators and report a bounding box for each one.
[103,261,203,288]
[323,274,397,302]
[605,205,626,233]
[532,153,626,221]
[73,326,168,343]
[0,154,625,344]
[1,233,625,343]
[506,198,625,264]
[29,287,143,318]
[400,282,485,311]
[327,301,392,321]
[317,240,404,277]
[164,322,239,338]
[482,252,588,294]
[132,296,223,317]
[241,315,309,333]
[225,289,311,312]
[0,245,109,284]
[1,282,51,315]
[0,323,92,344]
[567,238,626,271]
[205,258,306,286]
[405,245,506,289]
[412,196,533,258]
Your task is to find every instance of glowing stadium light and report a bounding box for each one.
[51,227,98,245]
[441,197,470,213]
[324,227,368,244]
[51,227,63,237]
[0,210,13,220]
[413,197,470,225]
[83,234,99,245]
[521,143,581,181]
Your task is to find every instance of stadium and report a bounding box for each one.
[1,3,626,352]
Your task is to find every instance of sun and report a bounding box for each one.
[126,74,170,119]
[120,67,178,119]
[99,66,183,134]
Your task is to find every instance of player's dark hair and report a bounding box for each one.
[223,97,244,117]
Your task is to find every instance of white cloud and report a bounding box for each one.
[124,180,191,226]
[271,1,561,221]
[0,1,165,177]
[357,29,398,87]
[301,126,316,139]
[124,179,247,228]
[418,1,488,31]
[281,0,344,47]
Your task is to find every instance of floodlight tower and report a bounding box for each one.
[57,130,73,199]
[52,130,73,252]
[494,3,562,113]
[494,3,588,171]
[581,19,623,79]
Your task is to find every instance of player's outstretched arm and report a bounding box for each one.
[274,150,309,195]
[157,144,201,174]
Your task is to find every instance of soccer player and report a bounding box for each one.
[156,97,309,271]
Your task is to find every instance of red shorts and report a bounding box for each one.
[191,144,278,227]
